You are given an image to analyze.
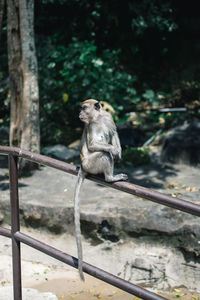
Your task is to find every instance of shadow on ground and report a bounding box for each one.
[125,163,179,189]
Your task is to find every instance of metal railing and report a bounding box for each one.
[0,146,200,300]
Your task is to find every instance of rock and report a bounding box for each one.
[113,241,200,290]
[0,127,9,145]
[117,122,144,147]
[42,144,79,162]
[81,200,200,257]
[0,287,58,300]
[68,139,80,150]
[161,121,200,166]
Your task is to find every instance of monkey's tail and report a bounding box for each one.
[74,167,85,281]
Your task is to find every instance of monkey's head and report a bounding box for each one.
[79,99,102,124]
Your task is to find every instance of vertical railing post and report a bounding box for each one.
[9,154,22,300]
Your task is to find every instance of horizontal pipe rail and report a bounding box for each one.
[13,231,165,300]
[0,146,200,217]
[0,227,12,238]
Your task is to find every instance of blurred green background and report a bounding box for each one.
[1,0,200,147]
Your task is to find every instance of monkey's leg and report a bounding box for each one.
[82,152,105,174]
[82,152,128,182]
[103,154,128,182]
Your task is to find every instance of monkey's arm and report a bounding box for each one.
[87,126,113,153]
[111,132,122,160]
[87,136,112,153]
[87,126,120,160]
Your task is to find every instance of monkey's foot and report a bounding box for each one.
[117,173,128,181]
[105,173,128,182]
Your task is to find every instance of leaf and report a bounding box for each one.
[143,89,155,100]
[186,187,199,192]
[93,294,102,299]
[171,193,182,198]
[47,62,56,69]
[164,182,179,189]
[62,93,69,103]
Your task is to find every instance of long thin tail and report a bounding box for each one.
[74,167,85,281]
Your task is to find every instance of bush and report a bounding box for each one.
[60,38,138,112]
[38,38,139,145]
[119,147,151,167]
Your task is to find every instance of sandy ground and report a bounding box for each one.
[32,277,200,300]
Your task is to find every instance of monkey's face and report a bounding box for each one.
[79,104,92,124]
[79,102,101,124]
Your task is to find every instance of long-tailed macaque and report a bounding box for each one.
[74,99,128,280]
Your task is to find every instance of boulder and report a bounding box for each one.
[42,144,79,162]
[117,122,144,147]
[0,127,9,145]
[161,121,200,166]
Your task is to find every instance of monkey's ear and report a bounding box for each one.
[94,101,101,111]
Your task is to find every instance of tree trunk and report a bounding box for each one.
[18,0,40,154]
[0,0,5,43]
[7,0,23,147]
[7,0,40,172]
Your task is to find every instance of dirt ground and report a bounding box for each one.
[32,276,200,300]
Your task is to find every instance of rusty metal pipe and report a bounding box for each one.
[0,146,77,175]
[9,154,22,300]
[0,227,11,238]
[92,177,200,217]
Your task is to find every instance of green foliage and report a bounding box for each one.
[1,0,200,149]
[119,147,151,167]
[38,38,138,145]
[130,1,178,35]
[60,39,137,112]
[142,90,170,107]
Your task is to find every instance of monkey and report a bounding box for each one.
[74,99,128,281]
